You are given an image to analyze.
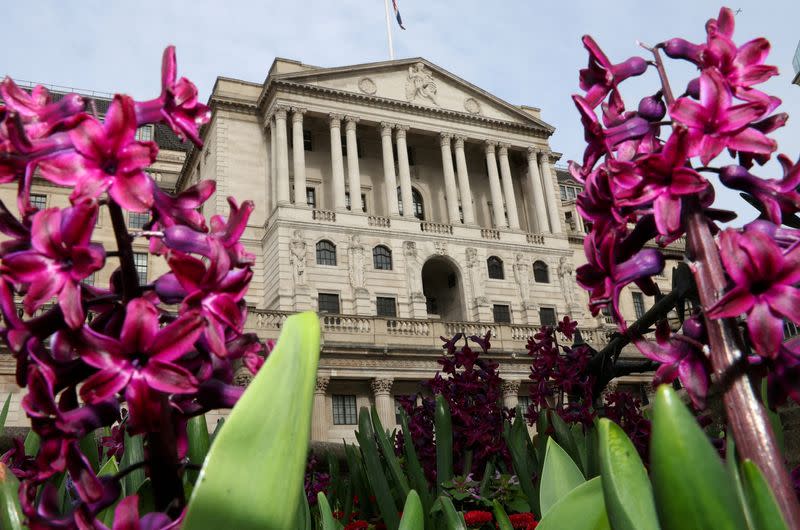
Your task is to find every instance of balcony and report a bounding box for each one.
[245,309,610,353]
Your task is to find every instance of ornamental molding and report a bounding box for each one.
[370,377,394,395]
[464,97,481,114]
[357,77,378,95]
[315,376,331,393]
[501,379,521,396]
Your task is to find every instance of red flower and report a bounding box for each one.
[464,510,493,527]
[343,522,369,530]
[508,513,537,529]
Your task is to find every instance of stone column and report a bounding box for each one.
[501,379,521,409]
[453,136,475,224]
[396,126,414,218]
[526,147,551,234]
[380,123,400,217]
[440,133,461,224]
[267,118,276,211]
[539,150,562,234]
[345,116,362,213]
[274,106,290,205]
[312,376,330,442]
[329,114,347,211]
[484,141,507,228]
[371,377,395,429]
[497,144,520,230]
[291,107,307,206]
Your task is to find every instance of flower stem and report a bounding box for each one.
[649,47,675,105]
[145,394,185,516]
[684,197,800,527]
[106,200,140,301]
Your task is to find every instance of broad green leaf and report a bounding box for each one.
[549,410,581,467]
[0,394,11,438]
[597,419,659,530]
[186,414,210,483]
[317,491,344,530]
[79,431,100,473]
[539,437,585,516]
[650,385,746,530]
[398,490,424,530]
[478,460,494,498]
[371,407,410,498]
[761,379,785,455]
[435,394,453,495]
[0,462,23,530]
[24,430,39,456]
[120,432,145,496]
[183,312,321,530]
[571,423,588,474]
[504,428,540,517]
[585,424,599,479]
[492,500,514,530]
[96,457,121,526]
[739,460,789,530]
[209,417,225,445]
[399,410,433,519]
[438,496,467,530]
[726,432,753,530]
[356,408,400,530]
[537,477,610,530]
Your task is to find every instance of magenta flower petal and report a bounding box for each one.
[109,170,154,213]
[707,287,755,318]
[766,284,800,325]
[748,302,783,358]
[120,299,159,353]
[58,280,83,329]
[111,495,140,530]
[80,369,130,403]
[149,311,203,363]
[142,359,197,394]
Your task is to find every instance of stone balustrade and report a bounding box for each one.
[368,215,391,228]
[526,233,545,245]
[420,221,453,235]
[481,228,500,240]
[312,209,336,222]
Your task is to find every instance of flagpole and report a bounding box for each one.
[383,0,395,60]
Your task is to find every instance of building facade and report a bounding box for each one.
[0,60,671,440]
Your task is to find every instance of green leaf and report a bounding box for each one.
[96,457,121,526]
[355,408,400,530]
[398,490,424,530]
[438,496,467,530]
[504,428,540,517]
[0,394,11,438]
[186,414,210,483]
[597,419,659,530]
[0,462,23,530]
[739,460,789,530]
[399,410,433,516]
[761,379,785,456]
[585,424,599,479]
[492,500,514,530]
[539,437,585,516]
[79,431,100,473]
[317,491,345,530]
[24,430,39,456]
[549,410,581,469]
[537,477,610,530]
[435,394,453,495]
[371,407,410,498]
[183,312,321,530]
[478,460,494,499]
[571,423,588,475]
[120,432,145,496]
[726,432,753,530]
[209,418,225,445]
[650,385,746,530]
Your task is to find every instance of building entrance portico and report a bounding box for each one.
[421,255,465,322]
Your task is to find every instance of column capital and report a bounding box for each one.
[273,105,289,120]
[371,377,394,395]
[380,122,395,136]
[329,113,344,126]
[500,379,521,397]
[315,376,330,394]
[345,117,359,133]
[526,145,541,159]
[439,132,453,146]
[290,106,306,115]
[453,135,467,148]
[395,125,410,138]
[484,140,497,153]
[344,114,360,124]
[497,143,511,155]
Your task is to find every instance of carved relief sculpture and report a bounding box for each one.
[465,247,487,306]
[513,253,531,304]
[357,77,377,95]
[463,97,481,114]
[403,241,424,299]
[405,62,438,105]
[349,234,366,289]
[289,230,307,285]
[558,256,577,309]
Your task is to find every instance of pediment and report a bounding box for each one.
[275,58,552,130]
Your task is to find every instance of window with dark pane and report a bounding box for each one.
[316,240,337,266]
[303,129,313,151]
[133,252,148,285]
[539,307,557,326]
[318,293,340,314]
[518,395,532,413]
[376,297,397,317]
[426,296,438,315]
[533,261,549,283]
[128,211,150,230]
[632,292,646,320]
[360,193,367,213]
[30,194,47,210]
[412,188,424,220]
[345,191,351,211]
[82,272,95,287]
[493,304,511,324]
[487,256,504,280]
[373,245,392,270]
[135,125,153,141]
[332,395,357,425]
[306,187,316,208]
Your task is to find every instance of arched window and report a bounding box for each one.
[397,187,425,220]
[316,240,337,266]
[487,256,504,280]
[373,245,392,270]
[533,260,549,283]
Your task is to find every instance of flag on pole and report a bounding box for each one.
[392,0,406,29]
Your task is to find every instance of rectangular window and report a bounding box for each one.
[318,293,340,314]
[632,292,646,320]
[360,193,367,213]
[345,192,351,211]
[407,146,416,166]
[539,307,557,327]
[128,211,150,230]
[332,395,357,425]
[306,187,317,208]
[345,191,367,212]
[566,187,577,200]
[30,193,47,210]
[303,129,313,151]
[518,395,532,413]
[560,185,567,201]
[784,320,800,339]
[82,272,96,287]
[135,125,153,142]
[601,305,614,324]
[376,297,397,318]
[493,304,511,324]
[426,296,438,315]
[395,399,405,425]
[133,252,148,285]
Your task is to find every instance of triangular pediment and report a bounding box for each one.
[273,58,553,131]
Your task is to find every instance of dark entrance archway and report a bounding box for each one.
[421,255,465,321]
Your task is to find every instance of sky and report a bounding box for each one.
[4,0,800,223]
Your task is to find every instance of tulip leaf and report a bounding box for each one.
[79,431,100,473]
[120,432,146,496]
[317,491,344,530]
[435,394,453,495]
[438,496,467,530]
[24,430,39,456]
[540,437,585,516]
[355,408,400,530]
[650,385,746,530]
[504,427,540,517]
[300,492,311,530]
[371,406,411,498]
[739,460,789,530]
[492,500,514,530]
[96,456,121,526]
[536,477,610,530]
[398,490,424,530]
[186,414,210,483]
[0,394,11,438]
[597,419,659,530]
[399,410,433,517]
[183,312,321,530]
[0,463,23,530]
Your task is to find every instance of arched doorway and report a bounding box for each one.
[421,255,465,321]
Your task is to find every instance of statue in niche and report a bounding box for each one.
[405,62,438,105]
[349,234,366,289]
[465,247,487,305]
[289,230,307,285]
[558,256,577,308]
[513,253,531,303]
[404,241,423,297]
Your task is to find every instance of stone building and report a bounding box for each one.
[0,60,671,441]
